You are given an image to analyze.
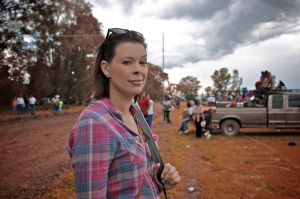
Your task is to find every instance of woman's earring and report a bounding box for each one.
[106,74,110,77]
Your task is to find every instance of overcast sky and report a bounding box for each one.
[88,0,300,93]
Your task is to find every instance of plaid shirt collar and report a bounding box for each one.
[91,98,138,121]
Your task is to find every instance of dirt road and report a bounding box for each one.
[0,103,163,199]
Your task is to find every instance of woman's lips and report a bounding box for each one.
[128,80,143,85]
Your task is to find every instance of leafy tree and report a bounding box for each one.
[165,82,178,98]
[205,86,212,97]
[211,68,231,90]
[231,69,243,90]
[144,63,169,100]
[177,76,201,100]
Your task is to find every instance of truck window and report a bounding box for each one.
[288,96,300,107]
[272,95,283,109]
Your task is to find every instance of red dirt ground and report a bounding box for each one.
[1,102,300,198]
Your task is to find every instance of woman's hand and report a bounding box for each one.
[153,163,181,191]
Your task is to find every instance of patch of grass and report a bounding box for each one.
[40,172,75,199]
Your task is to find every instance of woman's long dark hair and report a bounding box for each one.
[91,31,147,101]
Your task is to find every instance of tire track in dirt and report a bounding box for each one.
[246,136,299,169]
[0,113,79,199]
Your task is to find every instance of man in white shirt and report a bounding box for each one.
[16,94,25,115]
[146,94,154,129]
[52,96,58,112]
[29,94,37,115]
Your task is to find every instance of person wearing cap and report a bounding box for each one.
[52,96,57,112]
[192,97,204,138]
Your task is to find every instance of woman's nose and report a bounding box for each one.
[133,62,142,74]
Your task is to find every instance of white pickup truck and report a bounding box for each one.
[211,92,300,136]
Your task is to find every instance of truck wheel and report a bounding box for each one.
[221,120,240,136]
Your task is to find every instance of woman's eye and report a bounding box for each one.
[123,61,131,65]
[140,61,147,65]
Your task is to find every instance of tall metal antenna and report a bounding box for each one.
[162,31,165,122]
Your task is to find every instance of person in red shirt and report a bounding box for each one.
[138,91,151,119]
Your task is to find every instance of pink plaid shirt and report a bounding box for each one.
[67,98,161,198]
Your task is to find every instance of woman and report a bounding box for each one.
[67,28,180,198]
[193,97,204,138]
[163,95,172,124]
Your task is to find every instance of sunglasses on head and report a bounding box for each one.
[106,28,143,37]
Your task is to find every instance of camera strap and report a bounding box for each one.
[133,104,167,199]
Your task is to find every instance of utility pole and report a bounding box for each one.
[162,31,165,122]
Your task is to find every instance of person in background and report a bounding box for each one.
[59,99,63,113]
[138,91,150,121]
[52,96,57,112]
[238,93,243,102]
[202,98,208,107]
[24,95,29,114]
[227,92,232,102]
[12,96,17,115]
[16,94,25,115]
[164,95,172,124]
[178,101,193,133]
[29,94,36,115]
[204,109,214,139]
[146,94,154,128]
[215,90,220,103]
[56,95,60,112]
[260,71,265,81]
[262,71,273,90]
[231,96,237,107]
[193,97,204,138]
[176,97,181,109]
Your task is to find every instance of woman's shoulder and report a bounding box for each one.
[79,99,113,122]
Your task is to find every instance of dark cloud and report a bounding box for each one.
[160,0,231,20]
[88,0,143,15]
[158,0,300,64]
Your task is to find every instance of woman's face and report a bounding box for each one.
[102,42,147,99]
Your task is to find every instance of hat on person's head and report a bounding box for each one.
[288,139,296,146]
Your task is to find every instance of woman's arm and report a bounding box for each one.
[67,118,117,199]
